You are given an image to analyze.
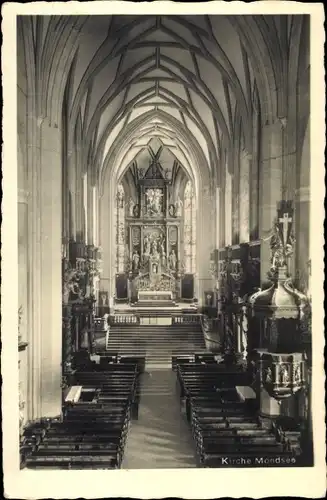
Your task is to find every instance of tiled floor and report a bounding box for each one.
[122,370,198,469]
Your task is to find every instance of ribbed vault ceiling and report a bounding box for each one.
[53,14,291,184]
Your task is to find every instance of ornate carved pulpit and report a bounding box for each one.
[249,201,311,416]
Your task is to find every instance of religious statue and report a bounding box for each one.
[280,365,290,385]
[175,196,183,217]
[117,188,124,208]
[152,263,158,274]
[265,367,273,384]
[151,239,159,258]
[100,292,108,306]
[161,251,166,268]
[132,250,140,271]
[133,204,139,218]
[128,198,135,217]
[143,235,151,255]
[158,235,165,254]
[294,364,301,383]
[169,249,177,270]
[169,204,175,217]
[145,188,164,216]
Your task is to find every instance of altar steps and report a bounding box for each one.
[105,324,206,368]
[131,300,178,308]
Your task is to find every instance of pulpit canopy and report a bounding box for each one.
[251,266,301,320]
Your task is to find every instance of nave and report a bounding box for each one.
[15,11,317,476]
[20,322,311,470]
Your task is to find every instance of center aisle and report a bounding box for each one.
[122,370,198,469]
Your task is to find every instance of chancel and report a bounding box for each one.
[16,13,315,471]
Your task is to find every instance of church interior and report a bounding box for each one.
[17,14,313,469]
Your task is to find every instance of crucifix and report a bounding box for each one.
[279,212,292,245]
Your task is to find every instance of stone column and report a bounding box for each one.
[250,91,260,241]
[232,156,240,245]
[99,181,114,297]
[75,146,83,242]
[239,149,251,243]
[197,185,213,306]
[87,178,94,246]
[259,120,284,281]
[27,116,62,420]
[215,187,221,248]
[295,186,310,291]
[225,164,232,246]
[67,149,76,240]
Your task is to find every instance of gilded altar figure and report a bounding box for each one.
[145,188,164,216]
[175,196,183,217]
[161,251,166,268]
[143,234,151,255]
[151,239,159,257]
[132,250,140,270]
[169,249,177,270]
[128,198,135,217]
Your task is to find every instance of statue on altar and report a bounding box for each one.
[117,188,124,208]
[143,234,151,256]
[169,249,177,270]
[161,251,166,268]
[151,239,159,258]
[128,198,135,217]
[145,188,164,216]
[132,250,140,271]
[175,196,183,217]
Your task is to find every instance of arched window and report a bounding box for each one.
[115,184,125,272]
[183,180,196,273]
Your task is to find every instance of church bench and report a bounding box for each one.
[25,454,119,469]
[47,422,127,434]
[42,434,124,444]
[35,446,122,456]
[40,439,123,450]
[65,405,128,415]
[66,399,130,410]
[200,438,284,452]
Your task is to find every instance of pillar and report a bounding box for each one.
[197,184,213,306]
[259,120,284,282]
[239,149,251,243]
[295,120,310,293]
[225,163,232,246]
[27,116,62,420]
[215,187,221,249]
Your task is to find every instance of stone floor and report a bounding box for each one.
[122,370,198,469]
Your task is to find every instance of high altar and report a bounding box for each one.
[125,160,182,304]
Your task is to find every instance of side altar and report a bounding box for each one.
[124,159,183,305]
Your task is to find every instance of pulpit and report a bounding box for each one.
[249,201,311,430]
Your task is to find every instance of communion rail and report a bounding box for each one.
[107,313,201,326]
